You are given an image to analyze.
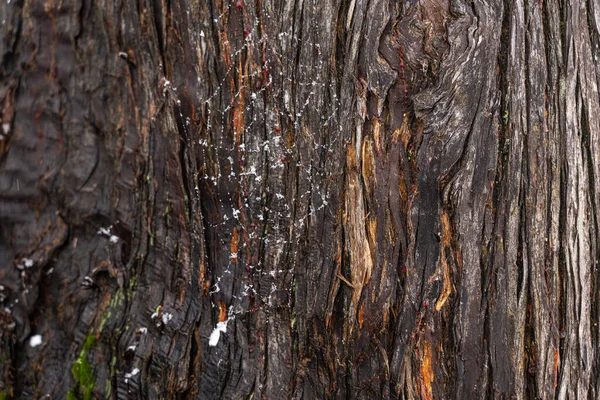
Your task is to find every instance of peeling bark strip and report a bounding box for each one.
[2,0,600,398]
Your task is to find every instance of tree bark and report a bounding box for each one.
[1,0,599,398]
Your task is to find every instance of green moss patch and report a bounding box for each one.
[70,335,96,400]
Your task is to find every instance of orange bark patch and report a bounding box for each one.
[230,226,239,261]
[372,120,383,154]
[361,135,376,197]
[420,341,434,400]
[233,106,245,144]
[218,302,227,322]
[366,216,377,278]
[219,30,232,69]
[435,212,453,311]
[179,287,186,306]
[198,258,207,293]
[358,303,365,329]
[553,348,559,388]
[393,113,412,150]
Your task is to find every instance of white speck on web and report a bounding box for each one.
[23,258,34,268]
[98,227,111,236]
[209,278,221,294]
[163,79,172,95]
[82,276,94,286]
[2,123,9,134]
[161,312,173,325]
[29,335,42,347]
[109,235,119,243]
[208,320,229,346]
[124,368,140,383]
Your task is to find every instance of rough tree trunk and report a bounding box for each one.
[1,0,599,398]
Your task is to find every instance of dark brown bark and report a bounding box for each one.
[1,0,599,398]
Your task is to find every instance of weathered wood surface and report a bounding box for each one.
[1,0,600,398]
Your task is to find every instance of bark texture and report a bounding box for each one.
[1,0,600,398]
